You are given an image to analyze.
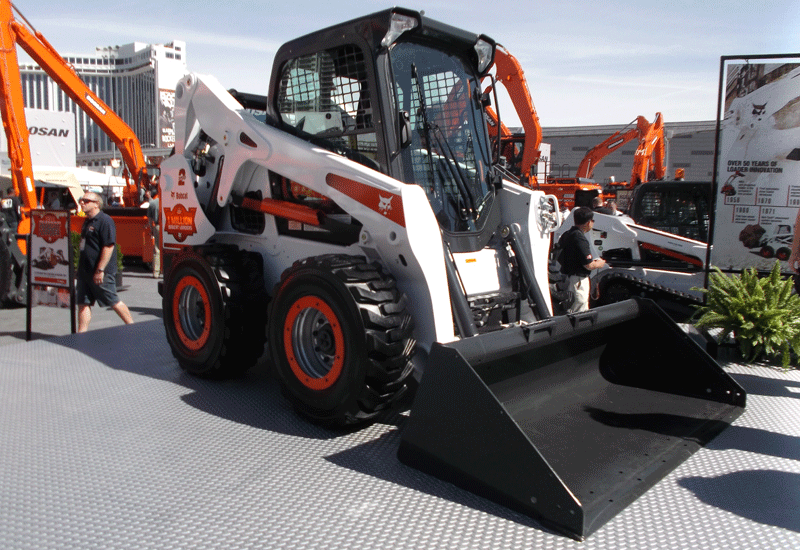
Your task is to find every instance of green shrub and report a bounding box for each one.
[71,231,80,272]
[692,262,800,367]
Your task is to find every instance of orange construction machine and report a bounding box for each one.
[602,112,666,208]
[545,113,666,210]
[483,46,603,209]
[575,115,653,180]
[0,0,158,306]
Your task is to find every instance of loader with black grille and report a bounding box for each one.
[158,8,745,540]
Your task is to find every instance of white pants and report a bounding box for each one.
[567,275,590,313]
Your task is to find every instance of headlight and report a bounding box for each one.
[381,13,419,47]
[474,38,494,74]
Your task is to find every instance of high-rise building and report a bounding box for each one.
[18,40,187,168]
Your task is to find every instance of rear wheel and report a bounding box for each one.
[0,236,14,306]
[0,223,26,307]
[269,255,415,426]
[163,247,267,378]
[596,279,635,306]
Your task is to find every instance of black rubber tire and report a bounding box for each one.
[0,224,25,308]
[597,279,634,306]
[268,255,415,427]
[777,247,791,262]
[163,246,267,379]
[0,234,14,306]
[760,246,774,258]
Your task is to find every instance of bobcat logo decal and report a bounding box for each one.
[378,195,393,215]
[324,174,405,227]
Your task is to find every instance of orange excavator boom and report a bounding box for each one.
[0,0,37,215]
[483,45,542,182]
[0,0,150,208]
[630,112,665,185]
[575,116,650,179]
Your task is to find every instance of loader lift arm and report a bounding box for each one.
[0,0,152,209]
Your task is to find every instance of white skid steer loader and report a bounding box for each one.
[158,8,745,540]
[553,209,711,320]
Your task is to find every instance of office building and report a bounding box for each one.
[18,40,187,168]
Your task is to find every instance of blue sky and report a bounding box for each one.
[13,0,800,127]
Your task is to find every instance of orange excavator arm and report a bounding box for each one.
[0,0,37,218]
[576,116,651,179]
[631,112,665,185]
[483,45,542,183]
[0,0,149,208]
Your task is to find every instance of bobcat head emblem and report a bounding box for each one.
[378,195,393,214]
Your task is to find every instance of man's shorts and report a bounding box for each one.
[76,273,120,307]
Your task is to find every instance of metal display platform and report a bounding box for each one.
[1,319,798,549]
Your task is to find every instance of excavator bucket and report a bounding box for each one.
[398,297,745,541]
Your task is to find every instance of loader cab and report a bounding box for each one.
[268,8,500,253]
[629,180,712,242]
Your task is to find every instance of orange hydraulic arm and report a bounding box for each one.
[630,112,665,185]
[0,0,149,209]
[0,0,37,219]
[483,45,542,183]
[576,116,651,179]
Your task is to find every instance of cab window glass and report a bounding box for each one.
[277,45,377,169]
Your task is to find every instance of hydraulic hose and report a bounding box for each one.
[504,223,551,320]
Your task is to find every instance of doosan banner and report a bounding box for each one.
[0,109,76,172]
[711,56,800,274]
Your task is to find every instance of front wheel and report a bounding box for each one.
[269,255,415,426]
[163,248,267,378]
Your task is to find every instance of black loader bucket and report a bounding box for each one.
[398,297,746,541]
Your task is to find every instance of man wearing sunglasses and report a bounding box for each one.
[76,192,133,332]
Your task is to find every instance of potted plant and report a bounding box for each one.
[692,261,800,368]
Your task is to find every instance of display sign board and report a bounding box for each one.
[711,55,800,273]
[30,209,71,290]
[27,209,75,338]
[159,88,175,149]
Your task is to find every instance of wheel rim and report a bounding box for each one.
[283,296,345,391]
[173,275,211,351]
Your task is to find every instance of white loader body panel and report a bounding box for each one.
[161,74,554,362]
[555,210,708,299]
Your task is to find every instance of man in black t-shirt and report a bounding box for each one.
[76,192,133,332]
[557,207,606,312]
